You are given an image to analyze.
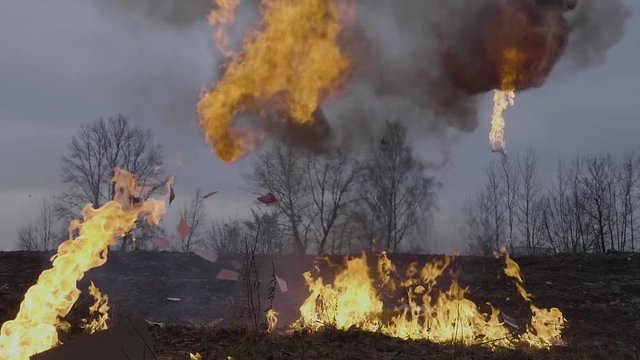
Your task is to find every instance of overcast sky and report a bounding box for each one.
[0,0,637,252]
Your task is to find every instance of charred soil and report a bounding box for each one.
[0,251,639,359]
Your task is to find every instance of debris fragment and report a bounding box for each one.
[216,269,240,281]
[257,192,277,205]
[276,276,288,293]
[501,311,519,330]
[178,218,192,238]
[152,238,170,251]
[144,319,165,328]
[202,191,218,199]
[169,185,175,204]
[31,318,154,360]
[194,248,218,263]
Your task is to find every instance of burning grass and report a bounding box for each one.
[290,252,564,350]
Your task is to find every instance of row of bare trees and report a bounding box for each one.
[466,148,640,255]
[177,121,439,255]
[17,115,166,251]
[19,116,439,256]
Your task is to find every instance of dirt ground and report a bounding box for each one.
[0,251,639,359]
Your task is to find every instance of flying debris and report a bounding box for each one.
[202,191,218,199]
[257,192,277,205]
[178,218,192,238]
[169,185,175,205]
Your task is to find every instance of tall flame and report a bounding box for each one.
[293,252,564,350]
[198,0,350,162]
[489,48,525,153]
[0,169,170,360]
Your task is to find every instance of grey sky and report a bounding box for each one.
[0,0,637,251]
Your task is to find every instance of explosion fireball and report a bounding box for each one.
[198,0,349,162]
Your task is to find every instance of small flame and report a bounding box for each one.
[189,352,202,360]
[266,308,278,333]
[82,282,110,334]
[198,0,350,162]
[293,252,564,350]
[0,169,169,360]
[489,48,525,153]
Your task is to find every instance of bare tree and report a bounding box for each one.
[464,188,496,256]
[486,160,503,252]
[55,115,164,250]
[360,121,439,252]
[243,210,286,254]
[17,199,56,251]
[206,220,244,256]
[17,225,37,251]
[305,151,360,254]
[616,152,637,251]
[516,148,544,254]
[581,154,616,253]
[542,161,583,253]
[178,189,206,253]
[250,142,311,254]
[500,155,519,254]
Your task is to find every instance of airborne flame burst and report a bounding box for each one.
[198,0,350,162]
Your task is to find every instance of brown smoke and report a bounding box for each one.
[439,0,569,94]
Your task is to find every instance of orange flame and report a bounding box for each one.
[81,282,110,334]
[198,0,350,162]
[293,252,564,350]
[490,48,525,153]
[501,252,565,348]
[208,0,240,56]
[0,169,170,360]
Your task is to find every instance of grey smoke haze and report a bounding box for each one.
[0,0,637,252]
[565,0,632,69]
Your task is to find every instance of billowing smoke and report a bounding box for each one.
[100,0,631,158]
[326,0,631,149]
[564,0,632,69]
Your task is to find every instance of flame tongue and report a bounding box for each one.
[489,48,525,153]
[198,0,350,162]
[0,170,169,360]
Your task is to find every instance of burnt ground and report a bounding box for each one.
[0,251,639,359]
